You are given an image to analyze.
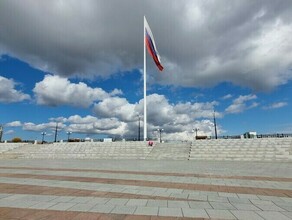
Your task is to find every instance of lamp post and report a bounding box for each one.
[67,131,72,142]
[192,128,199,139]
[213,110,218,139]
[157,128,164,143]
[137,115,141,141]
[41,132,46,144]
[54,122,58,142]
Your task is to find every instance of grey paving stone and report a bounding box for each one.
[188,201,212,209]
[89,204,116,213]
[218,192,239,198]
[22,195,57,202]
[182,208,209,218]
[232,203,261,211]
[206,209,236,219]
[281,212,292,219]
[188,194,208,201]
[250,199,275,205]
[50,196,76,203]
[87,197,110,205]
[68,203,96,212]
[111,205,136,214]
[134,206,159,216]
[106,198,129,205]
[237,194,260,200]
[231,210,264,220]
[228,197,251,204]
[147,199,167,207]
[170,193,189,199]
[255,204,286,211]
[158,207,183,217]
[208,195,229,202]
[168,200,190,208]
[126,199,148,207]
[47,202,76,211]
[29,202,57,210]
[70,196,93,203]
[210,201,236,210]
[256,211,291,220]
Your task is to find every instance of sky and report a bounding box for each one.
[0,0,292,142]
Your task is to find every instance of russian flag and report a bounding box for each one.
[144,17,164,71]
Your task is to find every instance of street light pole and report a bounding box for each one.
[138,115,141,141]
[157,128,164,143]
[54,122,58,142]
[67,131,72,142]
[194,128,199,139]
[213,110,218,139]
[41,132,46,144]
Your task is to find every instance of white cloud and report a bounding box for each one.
[263,102,288,110]
[4,129,14,135]
[5,121,22,127]
[0,76,30,103]
[33,75,120,107]
[221,94,233,100]
[1,1,292,90]
[225,94,258,114]
[22,122,65,132]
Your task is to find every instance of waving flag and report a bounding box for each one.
[144,17,164,71]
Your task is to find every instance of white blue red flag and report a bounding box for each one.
[144,17,164,71]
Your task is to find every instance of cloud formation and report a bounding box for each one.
[33,75,118,107]
[0,76,30,103]
[1,1,292,90]
[225,94,258,114]
[263,102,288,110]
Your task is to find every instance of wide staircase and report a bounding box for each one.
[0,142,153,159]
[1,138,291,161]
[189,138,292,161]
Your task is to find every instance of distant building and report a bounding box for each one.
[244,131,257,139]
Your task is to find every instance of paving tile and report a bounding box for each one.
[47,202,76,211]
[210,201,236,210]
[232,203,261,211]
[111,205,137,214]
[208,195,229,202]
[231,210,264,220]
[281,212,292,219]
[182,208,209,218]
[255,204,286,211]
[106,198,129,206]
[29,202,57,210]
[50,196,76,203]
[126,199,148,207]
[167,200,189,208]
[68,203,96,212]
[87,197,110,205]
[158,207,183,217]
[206,209,236,219]
[188,201,212,209]
[89,204,115,213]
[256,211,291,220]
[134,207,159,216]
[146,200,167,207]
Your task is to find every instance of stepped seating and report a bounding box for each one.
[0,142,153,159]
[1,138,291,161]
[146,142,191,160]
[0,143,27,155]
[189,138,292,161]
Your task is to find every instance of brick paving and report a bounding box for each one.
[0,159,291,219]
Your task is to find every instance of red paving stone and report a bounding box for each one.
[0,172,291,198]
[0,166,291,182]
[0,208,209,220]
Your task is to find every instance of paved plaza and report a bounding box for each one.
[0,159,291,219]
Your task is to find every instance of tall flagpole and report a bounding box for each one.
[143,16,147,141]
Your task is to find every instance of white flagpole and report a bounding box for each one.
[143,16,147,141]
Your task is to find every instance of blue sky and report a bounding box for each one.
[0,1,292,141]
